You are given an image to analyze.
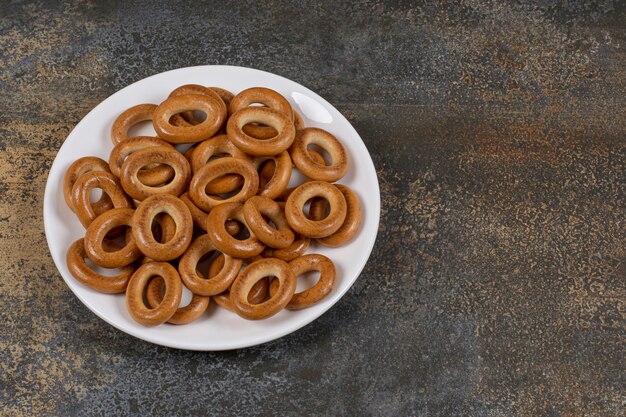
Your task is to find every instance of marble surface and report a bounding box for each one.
[1,1,624,416]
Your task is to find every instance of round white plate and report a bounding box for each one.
[43,65,380,351]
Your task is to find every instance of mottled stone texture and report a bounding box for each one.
[0,0,624,416]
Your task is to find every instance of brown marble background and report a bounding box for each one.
[1,1,624,416]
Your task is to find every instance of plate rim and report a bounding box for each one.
[43,64,380,351]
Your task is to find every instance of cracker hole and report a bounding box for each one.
[84,257,125,277]
[295,270,321,293]
[103,226,130,251]
[258,160,276,188]
[304,197,329,220]
[307,144,332,165]
[191,110,207,123]
[205,174,244,195]
[217,186,243,199]
[127,120,156,137]
[195,250,221,279]
[261,214,277,230]
[89,188,104,204]
[207,153,231,162]
[147,167,175,188]
[148,276,196,310]
[233,225,251,241]
[151,213,175,244]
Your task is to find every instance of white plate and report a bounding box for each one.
[43,65,380,351]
